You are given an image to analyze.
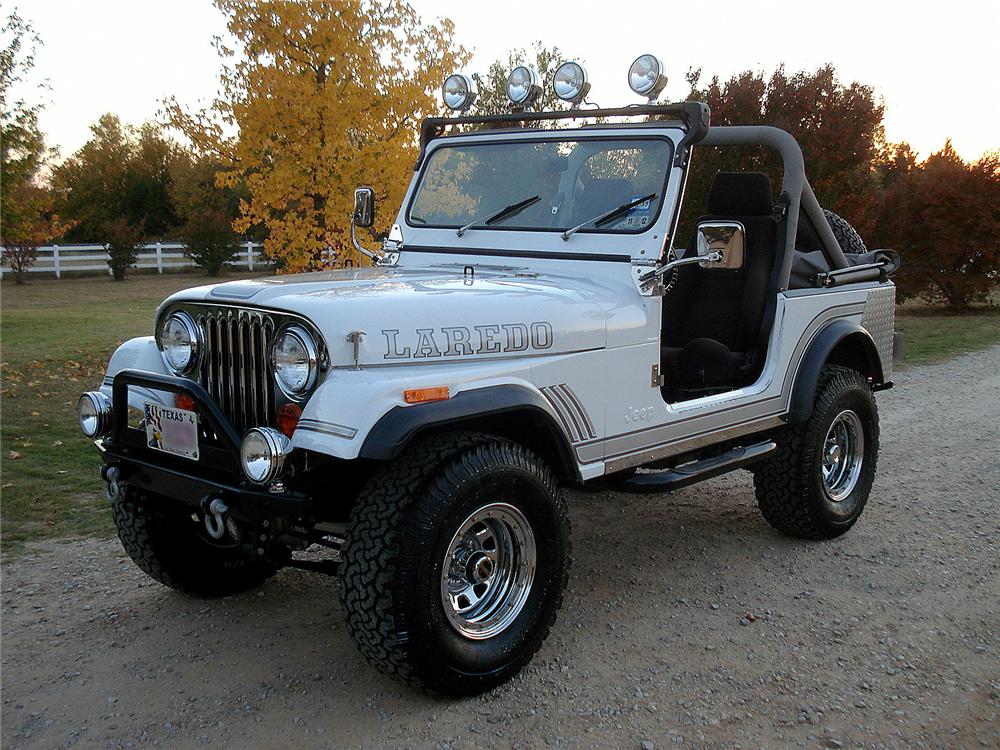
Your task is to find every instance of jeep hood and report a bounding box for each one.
[162,265,619,366]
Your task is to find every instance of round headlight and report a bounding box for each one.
[506,65,542,108]
[628,54,668,100]
[442,73,477,111]
[159,311,200,375]
[272,325,318,397]
[240,427,291,485]
[553,61,590,105]
[77,391,112,438]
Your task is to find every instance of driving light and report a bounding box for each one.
[159,311,201,375]
[77,391,112,438]
[442,73,477,111]
[506,66,542,108]
[553,61,590,105]
[240,427,291,485]
[628,54,668,100]
[272,325,318,397]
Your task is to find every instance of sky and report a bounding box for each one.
[10,0,999,163]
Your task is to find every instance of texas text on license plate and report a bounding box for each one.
[144,402,200,461]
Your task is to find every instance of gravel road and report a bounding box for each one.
[3,347,998,749]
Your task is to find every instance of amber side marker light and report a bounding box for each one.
[404,386,450,404]
[276,403,303,437]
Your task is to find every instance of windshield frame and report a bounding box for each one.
[404,134,676,237]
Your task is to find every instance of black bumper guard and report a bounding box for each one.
[102,369,312,521]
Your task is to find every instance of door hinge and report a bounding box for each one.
[651,363,664,388]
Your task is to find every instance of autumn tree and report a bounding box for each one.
[165,0,468,272]
[51,115,181,241]
[874,143,999,309]
[676,65,885,243]
[0,8,70,282]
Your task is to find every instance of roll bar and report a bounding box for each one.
[698,126,851,286]
[416,101,711,170]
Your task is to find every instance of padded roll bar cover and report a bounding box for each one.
[697,126,850,289]
[786,319,884,423]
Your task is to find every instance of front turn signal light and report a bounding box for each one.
[403,386,450,404]
[276,403,302,437]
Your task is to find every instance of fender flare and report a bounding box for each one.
[787,319,885,423]
[358,384,581,482]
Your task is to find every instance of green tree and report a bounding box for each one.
[470,43,581,118]
[170,151,246,275]
[102,216,144,281]
[51,115,181,241]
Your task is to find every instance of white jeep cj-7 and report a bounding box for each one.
[77,56,900,694]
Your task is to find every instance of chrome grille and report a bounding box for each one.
[195,308,275,434]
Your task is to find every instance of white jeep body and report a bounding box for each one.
[99,122,894,483]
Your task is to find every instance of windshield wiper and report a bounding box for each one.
[561,193,657,241]
[456,195,541,237]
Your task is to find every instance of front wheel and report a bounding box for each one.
[340,434,570,695]
[754,366,879,539]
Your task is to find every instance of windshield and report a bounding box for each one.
[407,137,673,235]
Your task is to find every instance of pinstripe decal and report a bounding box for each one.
[540,384,596,443]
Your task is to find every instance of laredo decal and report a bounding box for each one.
[383,322,553,359]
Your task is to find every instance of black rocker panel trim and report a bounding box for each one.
[787,320,885,423]
[359,384,581,481]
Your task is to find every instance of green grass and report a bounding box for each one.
[0,272,267,555]
[1,275,997,554]
[895,307,1000,367]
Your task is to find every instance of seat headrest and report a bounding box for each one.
[707,172,773,216]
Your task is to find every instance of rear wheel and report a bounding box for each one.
[754,366,879,539]
[340,433,570,695]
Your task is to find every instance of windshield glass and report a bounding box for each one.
[407,137,672,234]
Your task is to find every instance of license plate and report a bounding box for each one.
[144,402,200,461]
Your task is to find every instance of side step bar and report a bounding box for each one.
[621,440,777,494]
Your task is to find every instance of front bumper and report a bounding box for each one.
[95,369,314,523]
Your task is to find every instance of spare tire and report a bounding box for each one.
[824,209,867,256]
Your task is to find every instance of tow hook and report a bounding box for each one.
[101,465,123,503]
[202,496,230,540]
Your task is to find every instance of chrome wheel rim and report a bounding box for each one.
[822,409,865,502]
[440,502,536,640]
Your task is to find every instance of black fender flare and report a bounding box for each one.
[358,384,581,482]
[787,319,885,423]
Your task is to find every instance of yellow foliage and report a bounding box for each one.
[165,0,468,272]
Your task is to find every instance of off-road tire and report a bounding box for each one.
[824,209,868,255]
[112,488,279,596]
[754,366,879,539]
[340,432,570,695]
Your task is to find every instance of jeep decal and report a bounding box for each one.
[382,322,553,359]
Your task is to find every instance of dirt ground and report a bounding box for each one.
[2,347,998,750]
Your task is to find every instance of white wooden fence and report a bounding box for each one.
[0,241,270,279]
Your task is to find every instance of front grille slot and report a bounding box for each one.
[196,309,274,435]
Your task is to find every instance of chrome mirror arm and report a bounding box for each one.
[639,251,721,287]
[351,218,386,265]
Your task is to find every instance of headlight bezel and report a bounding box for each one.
[77,391,113,438]
[628,53,668,100]
[271,324,319,399]
[240,426,292,485]
[552,61,590,105]
[158,310,202,376]
[442,73,478,111]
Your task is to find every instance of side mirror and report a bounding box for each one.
[696,221,745,269]
[353,187,376,228]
